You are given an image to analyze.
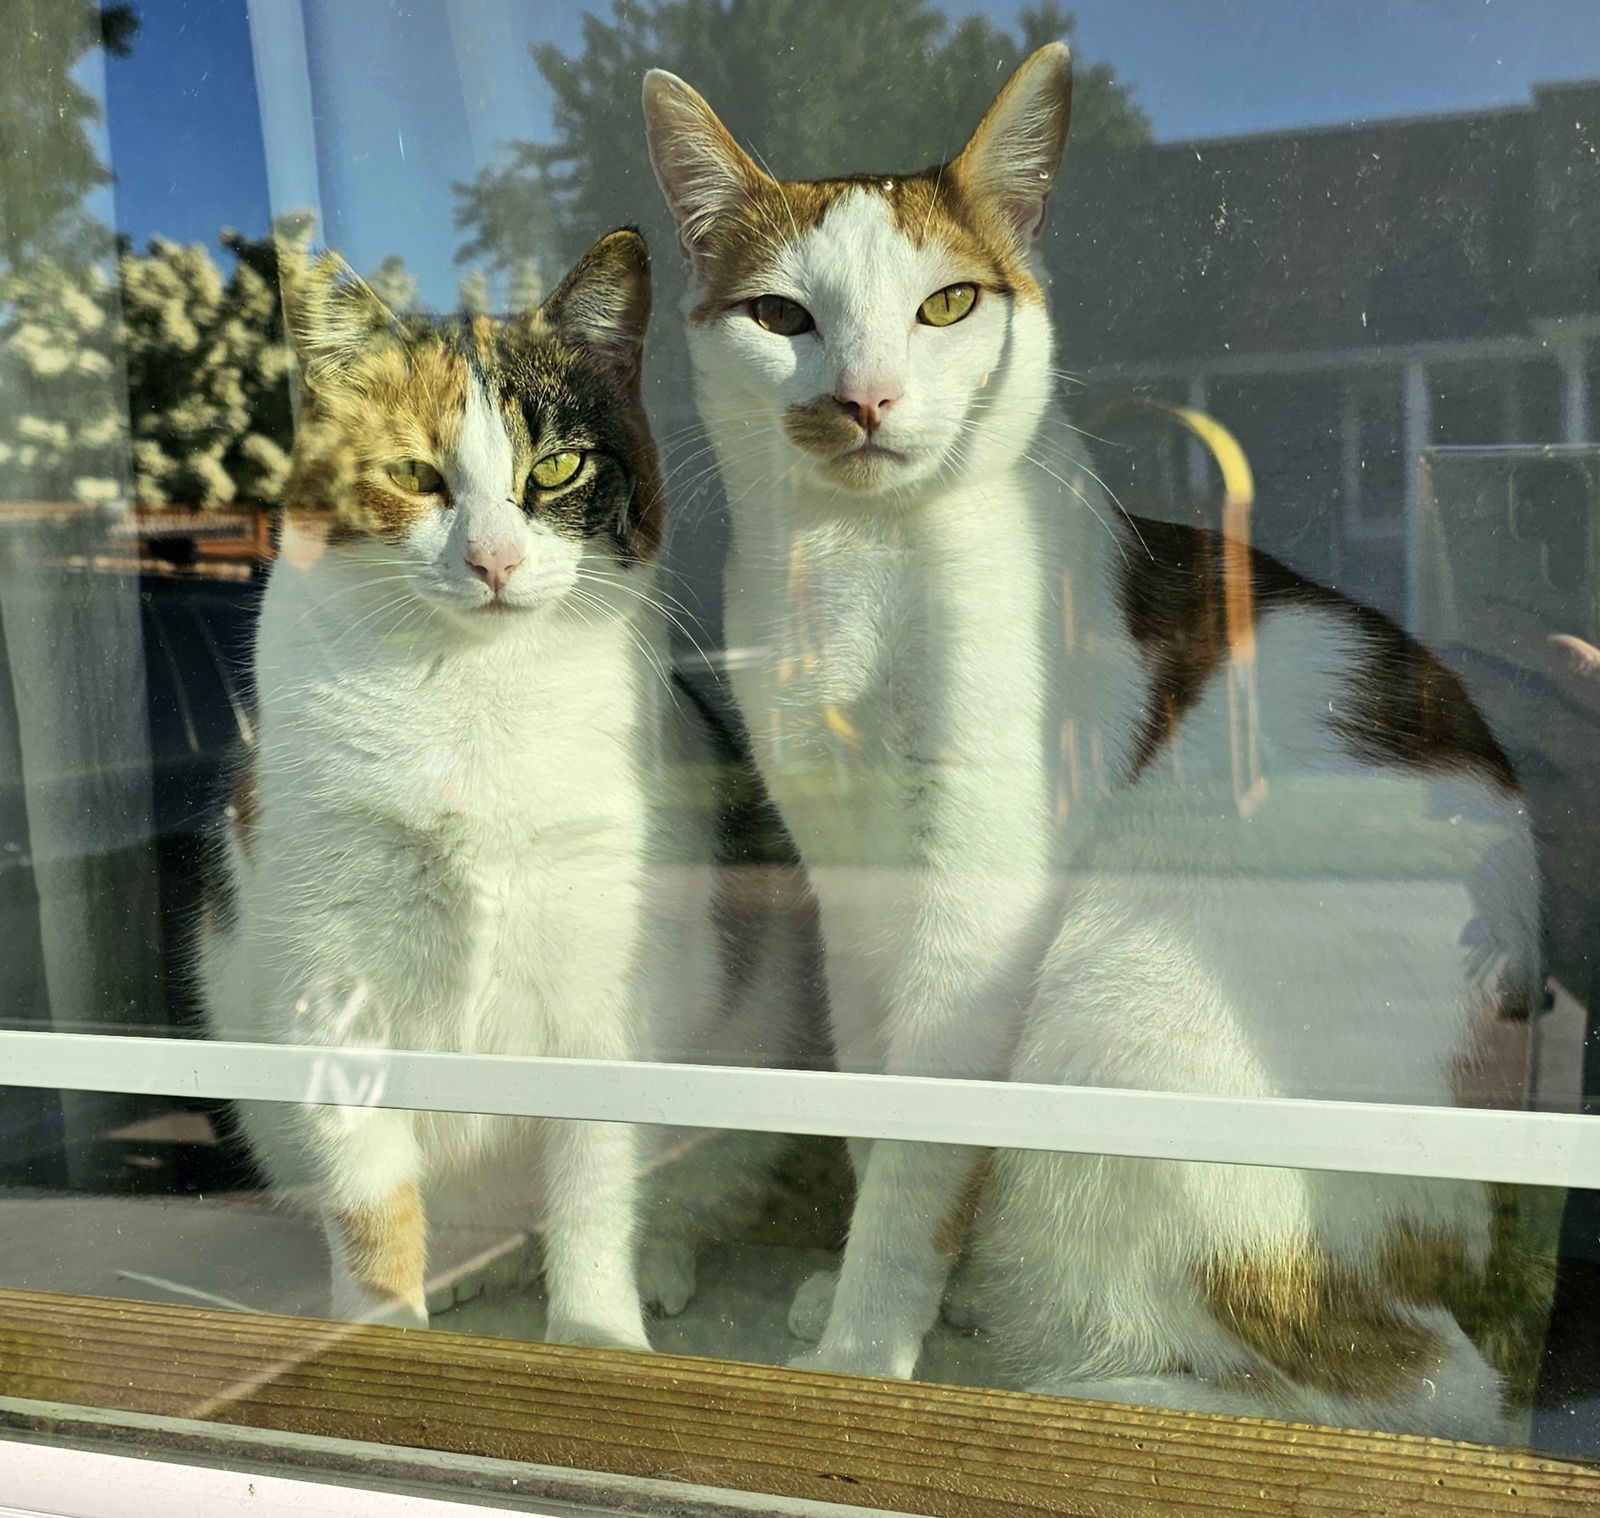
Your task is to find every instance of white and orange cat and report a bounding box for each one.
[202,230,794,1347]
[644,45,1538,1436]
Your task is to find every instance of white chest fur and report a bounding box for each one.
[224,541,652,1063]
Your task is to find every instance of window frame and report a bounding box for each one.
[1,1029,1593,1190]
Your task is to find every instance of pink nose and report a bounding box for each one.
[834,380,902,432]
[466,543,523,595]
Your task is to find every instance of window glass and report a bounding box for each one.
[2,0,1599,1506]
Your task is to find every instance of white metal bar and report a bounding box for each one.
[0,1031,1595,1189]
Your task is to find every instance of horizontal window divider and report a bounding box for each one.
[1,1031,1595,1187]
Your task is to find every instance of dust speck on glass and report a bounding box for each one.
[1,0,1598,1504]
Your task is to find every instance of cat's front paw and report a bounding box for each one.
[787,1338,916,1381]
[639,1238,696,1319]
[787,1268,838,1341]
[787,1342,841,1373]
[546,1314,652,1354]
[333,1282,429,1330]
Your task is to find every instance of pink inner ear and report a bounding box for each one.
[1008,193,1051,244]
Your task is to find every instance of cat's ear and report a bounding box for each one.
[641,69,767,265]
[278,248,399,390]
[953,41,1073,245]
[540,228,652,372]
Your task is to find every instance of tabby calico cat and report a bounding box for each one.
[642,45,1538,1436]
[202,229,788,1346]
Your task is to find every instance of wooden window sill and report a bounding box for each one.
[0,1288,1593,1517]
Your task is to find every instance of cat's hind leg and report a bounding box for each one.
[974,890,1508,1438]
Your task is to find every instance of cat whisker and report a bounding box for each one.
[1037,412,1130,451]
[1027,428,1133,517]
[1023,448,1139,566]
[326,602,431,659]
[568,585,675,696]
[586,563,703,626]
[659,431,773,477]
[577,568,718,681]
[654,411,770,448]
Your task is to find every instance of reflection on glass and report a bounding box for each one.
[0,0,1595,1481]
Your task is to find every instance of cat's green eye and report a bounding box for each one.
[749,295,815,337]
[917,283,978,328]
[385,459,445,494]
[531,451,584,490]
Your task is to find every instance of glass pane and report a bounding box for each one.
[2,0,1599,1504]
[0,1093,1571,1469]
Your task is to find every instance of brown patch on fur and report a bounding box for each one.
[337,1181,427,1310]
[279,233,660,560]
[661,47,1062,322]
[282,337,469,543]
[784,396,862,458]
[228,762,257,862]
[1380,1197,1552,1405]
[688,168,1041,321]
[1117,514,1517,792]
[1379,1221,1478,1308]
[648,54,1064,318]
[1200,1243,1448,1399]
[685,176,831,316]
[935,1153,993,1257]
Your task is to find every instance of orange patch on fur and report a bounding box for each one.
[337,1181,427,1309]
[1200,1242,1449,1399]
[284,336,469,542]
[691,167,1042,320]
[229,762,258,862]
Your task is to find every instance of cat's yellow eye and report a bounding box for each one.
[917,283,978,328]
[531,451,584,490]
[749,295,815,337]
[385,459,444,494]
